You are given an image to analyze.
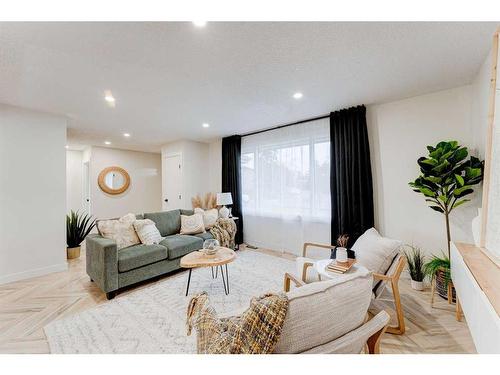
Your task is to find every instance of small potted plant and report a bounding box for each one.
[66,210,96,259]
[404,245,426,291]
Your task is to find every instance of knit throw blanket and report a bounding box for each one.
[209,218,237,249]
[186,292,289,354]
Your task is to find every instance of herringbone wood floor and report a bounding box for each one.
[0,246,476,354]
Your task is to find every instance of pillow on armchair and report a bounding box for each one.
[351,228,402,282]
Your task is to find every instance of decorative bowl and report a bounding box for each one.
[202,239,220,256]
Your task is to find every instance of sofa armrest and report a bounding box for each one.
[86,234,119,293]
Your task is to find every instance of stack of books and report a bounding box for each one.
[326,259,356,274]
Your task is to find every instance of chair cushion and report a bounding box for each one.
[194,231,215,241]
[273,268,372,354]
[160,234,203,259]
[144,210,181,236]
[351,228,402,285]
[118,244,168,272]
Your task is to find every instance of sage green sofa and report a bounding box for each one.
[86,209,214,299]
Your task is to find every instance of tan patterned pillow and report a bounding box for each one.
[133,219,163,245]
[97,213,140,249]
[194,207,219,229]
[180,213,206,235]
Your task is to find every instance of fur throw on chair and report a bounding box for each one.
[186,292,289,354]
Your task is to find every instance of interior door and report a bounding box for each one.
[83,161,91,214]
[162,154,182,210]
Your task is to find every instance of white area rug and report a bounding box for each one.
[44,250,294,353]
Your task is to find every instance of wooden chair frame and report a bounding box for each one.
[300,242,336,282]
[372,255,406,335]
[283,272,388,354]
[300,242,406,335]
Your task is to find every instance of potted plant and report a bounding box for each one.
[66,210,96,259]
[404,245,426,291]
[424,253,453,301]
[409,140,483,299]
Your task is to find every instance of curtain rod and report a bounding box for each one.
[241,113,330,137]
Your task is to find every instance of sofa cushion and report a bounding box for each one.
[133,219,163,245]
[273,268,372,354]
[97,213,140,250]
[180,213,206,235]
[118,244,168,272]
[194,231,214,241]
[194,207,219,229]
[144,210,181,237]
[160,234,203,259]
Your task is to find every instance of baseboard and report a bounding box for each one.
[0,262,68,285]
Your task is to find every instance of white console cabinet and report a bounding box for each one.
[451,242,500,353]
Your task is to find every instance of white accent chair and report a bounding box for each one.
[293,234,406,335]
[280,268,390,353]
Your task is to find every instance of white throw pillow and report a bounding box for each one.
[97,213,140,250]
[133,219,163,245]
[180,213,206,235]
[194,207,219,229]
[351,228,402,282]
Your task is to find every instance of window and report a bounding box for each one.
[241,118,330,221]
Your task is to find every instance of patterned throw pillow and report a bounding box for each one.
[133,219,163,245]
[97,213,140,250]
[194,207,219,229]
[180,213,206,235]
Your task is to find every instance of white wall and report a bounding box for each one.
[66,150,84,213]
[208,139,222,193]
[89,147,162,219]
[0,104,67,284]
[471,49,493,159]
[367,85,478,255]
[161,140,213,209]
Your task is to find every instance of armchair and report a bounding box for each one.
[281,270,390,354]
[294,241,406,335]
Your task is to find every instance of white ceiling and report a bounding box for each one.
[0,22,498,153]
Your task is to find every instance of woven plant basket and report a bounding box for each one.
[435,268,456,302]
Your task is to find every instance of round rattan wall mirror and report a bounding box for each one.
[98,166,130,195]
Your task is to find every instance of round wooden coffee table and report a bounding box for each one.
[180,247,236,296]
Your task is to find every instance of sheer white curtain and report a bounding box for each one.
[241,118,331,255]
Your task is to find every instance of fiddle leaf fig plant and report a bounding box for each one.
[409,141,484,258]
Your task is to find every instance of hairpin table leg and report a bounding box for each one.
[185,269,192,296]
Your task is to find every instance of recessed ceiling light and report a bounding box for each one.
[192,21,207,27]
[293,92,303,99]
[202,123,210,128]
[123,133,131,137]
[104,141,111,145]
[65,145,69,149]
[104,90,116,107]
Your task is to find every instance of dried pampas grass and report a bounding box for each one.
[191,192,217,209]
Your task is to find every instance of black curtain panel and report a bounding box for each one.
[330,105,374,247]
[222,135,243,245]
